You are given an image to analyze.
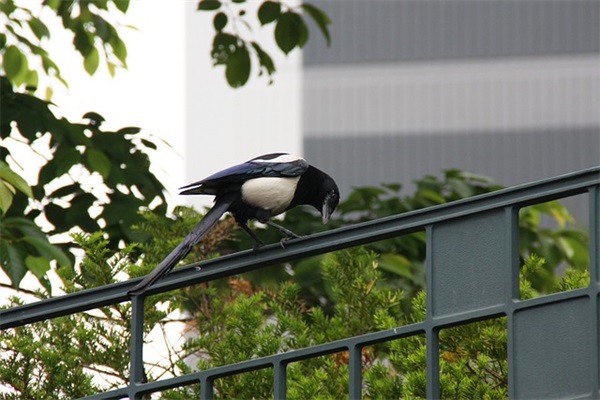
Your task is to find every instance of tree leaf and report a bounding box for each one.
[298,15,309,48]
[2,217,47,239]
[83,46,100,75]
[415,189,446,205]
[0,161,33,198]
[86,148,112,178]
[110,35,127,65]
[140,139,157,150]
[3,45,26,82]
[382,183,402,192]
[258,1,281,25]
[251,42,275,76]
[301,3,331,46]
[52,148,81,176]
[274,12,303,54]
[114,0,130,13]
[197,0,221,11]
[41,53,59,74]
[1,241,28,288]
[83,111,106,125]
[25,255,51,279]
[213,12,228,32]
[378,253,413,280]
[22,236,72,268]
[73,26,94,57]
[211,32,238,65]
[0,180,15,214]
[27,17,50,40]
[116,126,141,135]
[26,69,39,88]
[448,177,474,198]
[225,44,251,88]
[92,14,111,41]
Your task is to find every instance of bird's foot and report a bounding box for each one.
[252,239,266,253]
[279,233,304,248]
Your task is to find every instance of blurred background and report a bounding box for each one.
[50,1,599,207]
[300,1,599,196]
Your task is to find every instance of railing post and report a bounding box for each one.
[201,377,214,400]
[425,225,440,399]
[589,185,599,290]
[426,328,440,399]
[589,185,600,395]
[506,205,520,399]
[348,344,362,400]
[273,360,287,399]
[129,295,145,399]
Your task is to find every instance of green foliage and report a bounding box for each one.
[160,246,589,399]
[0,232,136,399]
[519,201,589,293]
[0,307,101,399]
[175,247,403,399]
[1,79,167,239]
[1,196,591,398]
[198,0,330,87]
[519,254,589,299]
[0,1,166,292]
[0,76,166,291]
[274,11,308,54]
[0,211,237,398]
[375,256,590,400]
[0,160,33,214]
[437,316,508,400]
[0,0,129,92]
[0,216,71,292]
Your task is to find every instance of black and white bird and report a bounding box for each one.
[128,153,339,296]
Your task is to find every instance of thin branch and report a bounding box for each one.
[82,364,126,381]
[0,282,43,298]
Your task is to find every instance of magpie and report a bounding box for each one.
[128,153,339,296]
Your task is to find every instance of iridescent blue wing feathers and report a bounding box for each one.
[179,153,309,195]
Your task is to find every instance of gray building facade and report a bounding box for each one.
[302,1,600,201]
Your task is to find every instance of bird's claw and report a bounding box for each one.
[279,233,304,248]
[252,240,266,253]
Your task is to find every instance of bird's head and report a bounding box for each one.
[319,176,340,224]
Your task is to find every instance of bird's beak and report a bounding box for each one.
[322,198,331,224]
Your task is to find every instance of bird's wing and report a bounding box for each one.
[179,154,309,195]
[128,193,236,296]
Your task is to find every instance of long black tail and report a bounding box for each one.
[128,194,235,296]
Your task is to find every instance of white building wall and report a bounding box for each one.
[183,1,303,209]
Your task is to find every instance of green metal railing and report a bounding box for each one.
[1,167,599,399]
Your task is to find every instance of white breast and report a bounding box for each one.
[241,176,300,215]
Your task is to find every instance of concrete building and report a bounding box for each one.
[302,1,599,199]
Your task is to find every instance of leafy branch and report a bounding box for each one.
[198,0,330,87]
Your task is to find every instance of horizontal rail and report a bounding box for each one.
[82,321,429,400]
[83,285,600,399]
[1,166,598,331]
